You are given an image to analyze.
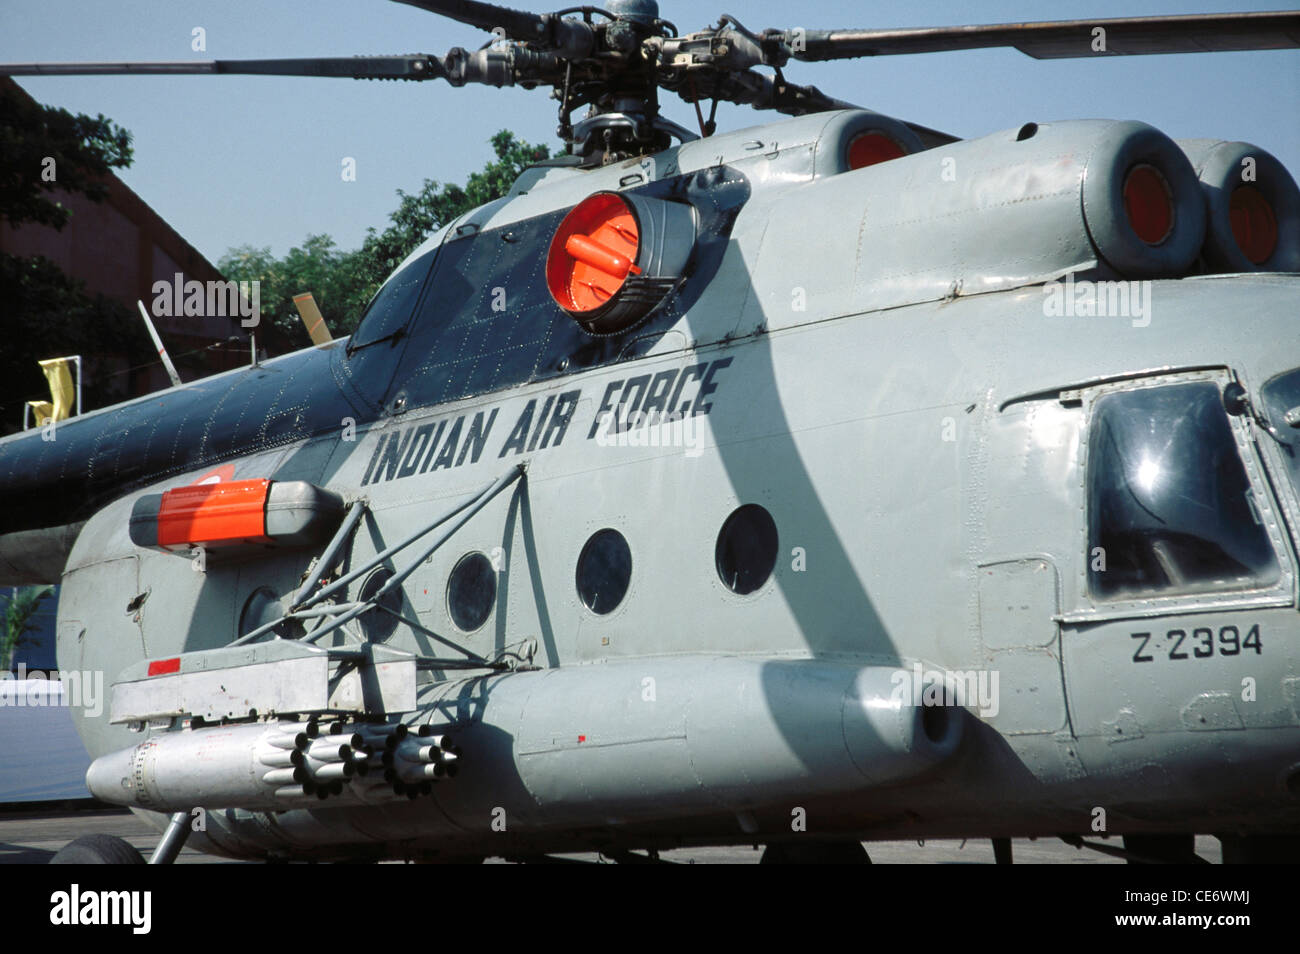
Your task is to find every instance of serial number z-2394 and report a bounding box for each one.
[1131,624,1261,663]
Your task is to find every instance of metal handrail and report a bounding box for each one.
[230,464,524,649]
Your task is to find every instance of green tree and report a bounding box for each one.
[0,83,132,230]
[220,130,551,350]
[1,585,53,672]
[356,130,551,291]
[219,235,369,349]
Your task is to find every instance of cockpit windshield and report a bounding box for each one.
[1087,380,1279,598]
[1261,368,1300,498]
[348,249,437,351]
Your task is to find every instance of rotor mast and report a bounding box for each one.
[4,5,1298,165]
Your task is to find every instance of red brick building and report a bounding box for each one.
[0,77,250,402]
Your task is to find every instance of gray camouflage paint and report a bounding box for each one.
[21,109,1300,858]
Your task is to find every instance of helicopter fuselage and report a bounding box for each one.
[3,109,1298,859]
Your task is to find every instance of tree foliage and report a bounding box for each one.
[219,130,551,348]
[0,83,132,231]
[0,92,554,433]
[219,235,370,348]
[1,584,53,672]
[359,130,551,284]
[0,84,145,433]
[0,252,148,414]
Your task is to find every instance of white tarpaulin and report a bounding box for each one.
[0,680,92,801]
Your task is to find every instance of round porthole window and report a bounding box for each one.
[358,568,401,642]
[447,552,496,632]
[576,528,632,614]
[239,586,300,639]
[715,504,778,595]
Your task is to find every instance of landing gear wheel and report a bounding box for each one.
[1122,834,1201,864]
[760,841,871,864]
[50,834,146,864]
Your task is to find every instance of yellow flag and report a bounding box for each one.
[37,357,76,422]
[26,400,55,426]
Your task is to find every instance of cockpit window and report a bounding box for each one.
[1087,381,1278,598]
[349,249,436,350]
[1261,368,1300,496]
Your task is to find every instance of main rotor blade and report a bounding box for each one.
[0,55,445,80]
[780,11,1300,61]
[391,0,546,40]
[392,0,595,58]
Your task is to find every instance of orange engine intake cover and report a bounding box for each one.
[547,192,641,315]
[846,131,907,169]
[156,479,271,548]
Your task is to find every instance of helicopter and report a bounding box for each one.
[1,0,1299,865]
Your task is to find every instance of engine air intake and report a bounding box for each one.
[1123,164,1175,245]
[1176,139,1300,273]
[546,190,696,335]
[847,131,908,169]
[1081,122,1206,278]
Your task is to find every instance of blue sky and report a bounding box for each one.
[3,0,1298,264]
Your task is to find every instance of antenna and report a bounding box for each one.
[293,293,334,346]
[136,300,183,388]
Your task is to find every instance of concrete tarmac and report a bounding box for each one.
[0,806,1224,863]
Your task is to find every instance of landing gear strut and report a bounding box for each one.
[991,837,1014,863]
[149,810,195,865]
